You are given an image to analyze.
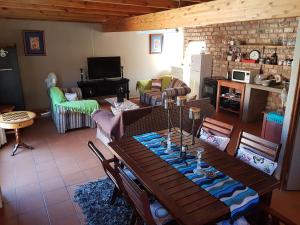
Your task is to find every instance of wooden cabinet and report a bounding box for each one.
[216,80,245,118]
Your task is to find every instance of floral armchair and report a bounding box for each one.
[137,76,191,106]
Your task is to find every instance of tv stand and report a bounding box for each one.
[77,78,129,99]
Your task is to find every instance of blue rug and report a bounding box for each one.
[74,178,132,225]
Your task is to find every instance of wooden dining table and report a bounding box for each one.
[108,129,280,225]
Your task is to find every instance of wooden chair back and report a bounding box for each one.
[88,141,120,189]
[235,131,281,162]
[197,117,234,138]
[118,166,156,225]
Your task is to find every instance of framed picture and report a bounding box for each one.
[149,34,163,54]
[23,30,46,56]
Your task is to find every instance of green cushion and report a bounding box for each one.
[50,87,67,104]
[159,75,172,90]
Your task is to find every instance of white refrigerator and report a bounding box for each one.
[189,54,213,99]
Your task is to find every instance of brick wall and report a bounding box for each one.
[184,18,298,111]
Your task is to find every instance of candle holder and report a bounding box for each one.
[176,96,187,158]
[193,147,205,175]
[164,98,174,133]
[189,107,201,145]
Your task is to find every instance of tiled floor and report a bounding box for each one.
[0,114,300,225]
[0,117,112,225]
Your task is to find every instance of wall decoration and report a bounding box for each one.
[149,34,163,54]
[23,30,46,56]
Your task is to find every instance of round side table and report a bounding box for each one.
[0,111,36,156]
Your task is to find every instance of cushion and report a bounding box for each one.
[236,147,278,175]
[65,92,78,101]
[199,128,230,151]
[150,200,173,225]
[151,79,162,91]
[159,75,172,90]
[216,216,250,225]
[50,87,67,104]
[168,78,186,88]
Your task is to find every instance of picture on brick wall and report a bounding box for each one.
[23,30,46,56]
[149,34,163,54]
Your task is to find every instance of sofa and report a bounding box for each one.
[92,98,215,145]
[136,75,191,106]
[49,86,99,133]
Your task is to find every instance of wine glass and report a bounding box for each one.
[193,147,205,175]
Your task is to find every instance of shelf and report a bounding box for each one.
[219,106,240,114]
[226,61,292,69]
[220,95,241,102]
[233,44,295,49]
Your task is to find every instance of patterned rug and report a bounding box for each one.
[74,178,132,225]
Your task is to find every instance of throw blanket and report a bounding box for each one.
[58,100,99,115]
[92,107,153,140]
[134,132,259,219]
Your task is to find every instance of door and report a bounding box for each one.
[0,47,25,110]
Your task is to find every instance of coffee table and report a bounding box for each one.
[0,111,36,156]
[105,97,139,115]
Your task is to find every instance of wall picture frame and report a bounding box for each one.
[149,34,163,54]
[23,30,46,56]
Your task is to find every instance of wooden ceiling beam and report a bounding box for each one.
[103,0,300,32]
[0,8,120,22]
[85,0,179,9]
[4,0,162,14]
[0,1,133,17]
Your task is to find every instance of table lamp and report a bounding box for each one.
[189,107,201,145]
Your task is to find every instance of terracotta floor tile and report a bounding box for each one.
[50,214,81,225]
[43,187,70,206]
[77,158,99,171]
[17,193,45,214]
[18,208,50,225]
[47,200,76,221]
[15,183,41,200]
[82,165,106,181]
[40,177,65,193]
[35,160,57,172]
[62,171,88,187]
[1,188,17,203]
[14,172,39,188]
[37,167,61,182]
[57,163,81,176]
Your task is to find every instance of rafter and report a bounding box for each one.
[103,0,300,32]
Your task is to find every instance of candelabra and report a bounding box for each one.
[176,96,187,158]
[164,98,174,133]
[189,107,201,145]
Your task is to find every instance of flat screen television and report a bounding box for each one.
[87,56,121,79]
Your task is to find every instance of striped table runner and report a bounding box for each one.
[134,132,259,219]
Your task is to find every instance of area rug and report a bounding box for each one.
[74,178,132,225]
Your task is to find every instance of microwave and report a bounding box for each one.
[231,69,253,83]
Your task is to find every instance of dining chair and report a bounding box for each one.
[117,166,176,225]
[197,117,234,151]
[88,141,136,205]
[233,131,296,225]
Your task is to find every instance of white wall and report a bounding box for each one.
[0,19,183,109]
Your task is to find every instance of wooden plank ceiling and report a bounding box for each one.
[0,0,213,23]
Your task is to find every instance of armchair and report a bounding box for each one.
[49,87,99,133]
[138,76,191,106]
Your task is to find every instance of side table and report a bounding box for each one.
[0,111,36,156]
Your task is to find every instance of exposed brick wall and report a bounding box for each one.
[184,18,298,111]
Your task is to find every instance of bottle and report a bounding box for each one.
[271,49,278,65]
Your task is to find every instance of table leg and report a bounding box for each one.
[11,128,34,156]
